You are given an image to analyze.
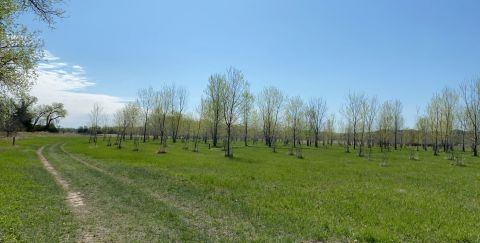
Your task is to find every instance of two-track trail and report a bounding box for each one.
[37,143,259,242]
[37,146,94,242]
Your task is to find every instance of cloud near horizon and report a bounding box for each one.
[30,51,126,128]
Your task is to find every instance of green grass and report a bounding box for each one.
[0,136,78,242]
[1,135,480,242]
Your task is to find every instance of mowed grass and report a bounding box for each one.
[1,135,480,242]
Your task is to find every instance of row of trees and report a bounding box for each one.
[92,66,480,158]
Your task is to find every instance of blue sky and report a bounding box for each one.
[23,0,480,127]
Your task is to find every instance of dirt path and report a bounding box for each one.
[37,146,93,242]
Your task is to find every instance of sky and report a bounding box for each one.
[22,0,480,128]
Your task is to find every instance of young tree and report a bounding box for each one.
[378,101,394,151]
[325,114,336,146]
[258,86,284,149]
[205,74,225,147]
[114,107,128,149]
[137,86,155,142]
[440,87,458,152]
[362,96,378,157]
[457,107,468,152]
[286,96,304,148]
[428,94,442,156]
[392,100,403,150]
[171,85,187,143]
[221,67,248,157]
[193,98,206,152]
[416,116,429,151]
[307,97,327,148]
[460,80,480,156]
[241,88,254,146]
[155,86,173,153]
[89,103,103,145]
[342,92,365,150]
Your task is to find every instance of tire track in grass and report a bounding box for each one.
[59,143,259,241]
[47,143,208,241]
[37,145,94,242]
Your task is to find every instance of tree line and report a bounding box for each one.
[89,67,480,159]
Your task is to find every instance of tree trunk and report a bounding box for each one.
[143,115,148,142]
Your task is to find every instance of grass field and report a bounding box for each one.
[1,135,480,242]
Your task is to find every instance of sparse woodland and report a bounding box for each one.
[88,74,480,161]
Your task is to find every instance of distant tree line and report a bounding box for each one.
[89,66,480,159]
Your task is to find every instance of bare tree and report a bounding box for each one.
[378,101,394,151]
[307,97,327,148]
[205,74,225,147]
[342,92,365,150]
[171,85,187,143]
[114,107,128,149]
[459,80,480,156]
[241,87,254,146]
[416,116,429,151]
[392,100,403,150]
[363,96,378,158]
[286,96,304,148]
[428,94,442,156]
[193,98,206,152]
[221,67,248,157]
[258,86,284,149]
[325,114,335,146]
[457,107,468,152]
[137,86,155,142]
[89,103,103,145]
[155,86,173,153]
[439,87,458,152]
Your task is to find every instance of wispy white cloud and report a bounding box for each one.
[31,51,126,128]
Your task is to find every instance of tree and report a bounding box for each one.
[221,67,248,157]
[457,107,468,152]
[1,0,64,97]
[307,97,327,148]
[0,97,20,145]
[428,94,442,156]
[324,114,335,146]
[113,107,128,149]
[155,85,173,153]
[258,86,284,149]
[342,92,365,150]
[459,80,480,156]
[89,103,103,145]
[241,88,254,146]
[416,116,429,151]
[378,101,394,151]
[11,93,37,131]
[19,0,65,25]
[439,87,458,152]
[392,100,403,150]
[170,85,187,143]
[362,96,378,157]
[43,102,66,131]
[137,86,155,142]
[193,98,206,152]
[286,96,304,148]
[205,74,225,147]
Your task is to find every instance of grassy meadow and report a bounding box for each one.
[1,134,480,242]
